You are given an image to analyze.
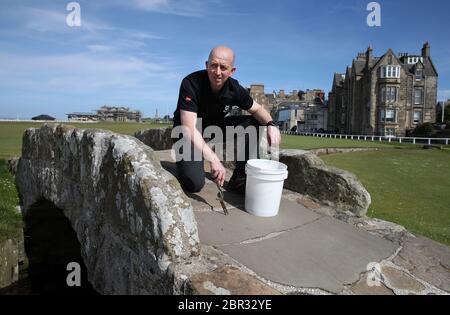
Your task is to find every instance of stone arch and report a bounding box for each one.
[24,198,98,295]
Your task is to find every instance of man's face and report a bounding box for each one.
[206,52,236,93]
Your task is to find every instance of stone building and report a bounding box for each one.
[67,112,99,122]
[328,42,438,136]
[275,91,327,132]
[249,84,273,112]
[68,106,142,122]
[97,106,142,122]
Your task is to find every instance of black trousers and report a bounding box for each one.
[174,116,261,193]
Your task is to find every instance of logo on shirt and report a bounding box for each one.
[185,96,192,102]
[223,105,239,114]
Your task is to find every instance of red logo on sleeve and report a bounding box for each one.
[185,96,192,102]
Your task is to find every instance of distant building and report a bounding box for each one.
[67,106,142,122]
[328,42,438,136]
[67,112,99,122]
[274,88,327,132]
[275,98,327,132]
[97,106,142,122]
[237,84,328,131]
[248,84,272,112]
[32,114,55,121]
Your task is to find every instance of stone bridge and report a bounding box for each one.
[12,125,450,295]
[15,125,200,294]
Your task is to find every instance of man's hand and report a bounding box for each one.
[267,125,281,147]
[211,159,226,187]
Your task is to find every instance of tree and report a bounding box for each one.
[412,122,435,137]
[437,103,450,123]
[445,105,450,122]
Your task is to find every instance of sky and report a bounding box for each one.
[0,0,449,120]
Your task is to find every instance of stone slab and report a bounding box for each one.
[381,266,425,293]
[351,274,394,295]
[188,266,281,295]
[195,197,321,246]
[393,235,450,293]
[217,216,398,293]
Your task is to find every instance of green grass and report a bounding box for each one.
[321,149,450,246]
[0,121,171,159]
[1,123,449,245]
[281,134,420,150]
[0,159,22,243]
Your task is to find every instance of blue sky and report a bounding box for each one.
[0,0,449,119]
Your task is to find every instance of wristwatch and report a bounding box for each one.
[266,121,277,127]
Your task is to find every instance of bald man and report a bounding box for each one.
[172,46,281,194]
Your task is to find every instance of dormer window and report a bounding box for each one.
[415,69,423,81]
[407,57,424,64]
[380,66,401,78]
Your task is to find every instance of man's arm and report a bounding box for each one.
[180,110,226,187]
[247,101,281,146]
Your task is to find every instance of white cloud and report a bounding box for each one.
[21,7,112,34]
[5,6,162,45]
[0,52,180,93]
[127,0,215,16]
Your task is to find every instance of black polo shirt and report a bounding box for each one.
[173,70,254,129]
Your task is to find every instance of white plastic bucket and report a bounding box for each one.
[245,159,288,217]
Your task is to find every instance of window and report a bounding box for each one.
[385,128,396,137]
[380,66,401,78]
[380,86,398,103]
[385,109,396,122]
[415,88,424,104]
[415,69,423,81]
[413,111,422,124]
[408,57,424,64]
[387,87,397,102]
[380,109,396,123]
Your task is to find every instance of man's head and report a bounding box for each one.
[206,46,236,93]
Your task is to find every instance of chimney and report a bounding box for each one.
[366,45,373,68]
[422,42,430,58]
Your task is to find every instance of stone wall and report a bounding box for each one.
[15,124,200,294]
[280,150,371,217]
[134,128,173,151]
[0,239,19,288]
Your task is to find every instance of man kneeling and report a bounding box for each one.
[172,46,281,194]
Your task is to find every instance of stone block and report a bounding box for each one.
[187,266,280,295]
[280,149,371,216]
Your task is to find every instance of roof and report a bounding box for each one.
[334,73,345,87]
[352,60,366,75]
[67,112,98,116]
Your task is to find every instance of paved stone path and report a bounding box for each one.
[156,151,450,295]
